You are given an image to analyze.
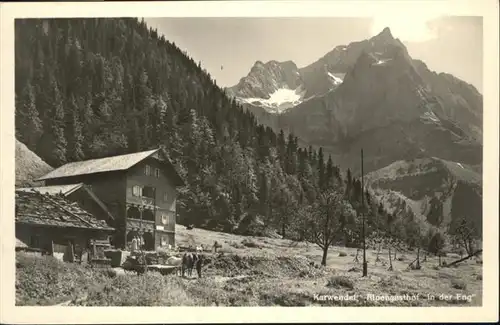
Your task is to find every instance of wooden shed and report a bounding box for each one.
[15,190,115,262]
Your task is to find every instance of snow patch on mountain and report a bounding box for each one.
[327,72,344,85]
[372,58,393,66]
[421,110,440,123]
[239,87,306,114]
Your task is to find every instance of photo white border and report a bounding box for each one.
[1,1,498,323]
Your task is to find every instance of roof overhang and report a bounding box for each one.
[35,148,185,186]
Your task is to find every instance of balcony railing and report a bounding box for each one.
[140,196,154,206]
[127,195,156,208]
[126,218,155,231]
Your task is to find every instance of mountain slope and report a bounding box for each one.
[229,27,482,175]
[365,157,482,236]
[15,139,53,187]
[14,18,352,236]
[228,27,483,234]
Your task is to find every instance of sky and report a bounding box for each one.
[144,16,483,92]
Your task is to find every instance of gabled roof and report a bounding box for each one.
[16,183,84,196]
[36,148,184,186]
[15,190,114,231]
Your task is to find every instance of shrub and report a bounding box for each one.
[101,268,118,278]
[298,270,309,278]
[326,275,354,289]
[379,274,403,287]
[451,279,467,290]
[338,251,347,257]
[241,238,261,248]
[229,241,245,249]
[427,232,446,256]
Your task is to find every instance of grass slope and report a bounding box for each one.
[15,139,52,187]
[17,225,482,306]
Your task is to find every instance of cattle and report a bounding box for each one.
[181,252,199,277]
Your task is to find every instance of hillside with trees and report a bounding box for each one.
[15,18,476,259]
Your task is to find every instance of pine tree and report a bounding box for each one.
[42,77,67,166]
[277,129,286,166]
[317,147,325,189]
[286,133,297,175]
[325,154,334,189]
[258,173,269,218]
[16,81,42,149]
[66,95,84,161]
[345,168,353,198]
[308,145,313,161]
[80,92,94,156]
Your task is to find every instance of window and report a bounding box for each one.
[155,168,160,178]
[144,164,151,176]
[161,236,167,246]
[163,192,168,202]
[142,186,155,198]
[161,214,168,225]
[132,185,142,197]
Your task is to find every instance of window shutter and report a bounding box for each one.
[132,185,143,197]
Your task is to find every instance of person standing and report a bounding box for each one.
[131,236,138,252]
[195,254,203,278]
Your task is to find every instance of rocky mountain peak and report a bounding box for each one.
[250,60,266,72]
[374,27,394,40]
[228,59,303,103]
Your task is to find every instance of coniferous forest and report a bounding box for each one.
[15,18,431,255]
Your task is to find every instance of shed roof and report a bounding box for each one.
[16,183,84,196]
[15,190,114,231]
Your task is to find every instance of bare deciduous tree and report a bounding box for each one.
[303,185,356,266]
[450,218,478,256]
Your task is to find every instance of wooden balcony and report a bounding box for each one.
[126,218,155,232]
[126,196,157,210]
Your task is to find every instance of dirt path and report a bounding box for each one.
[212,275,249,283]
